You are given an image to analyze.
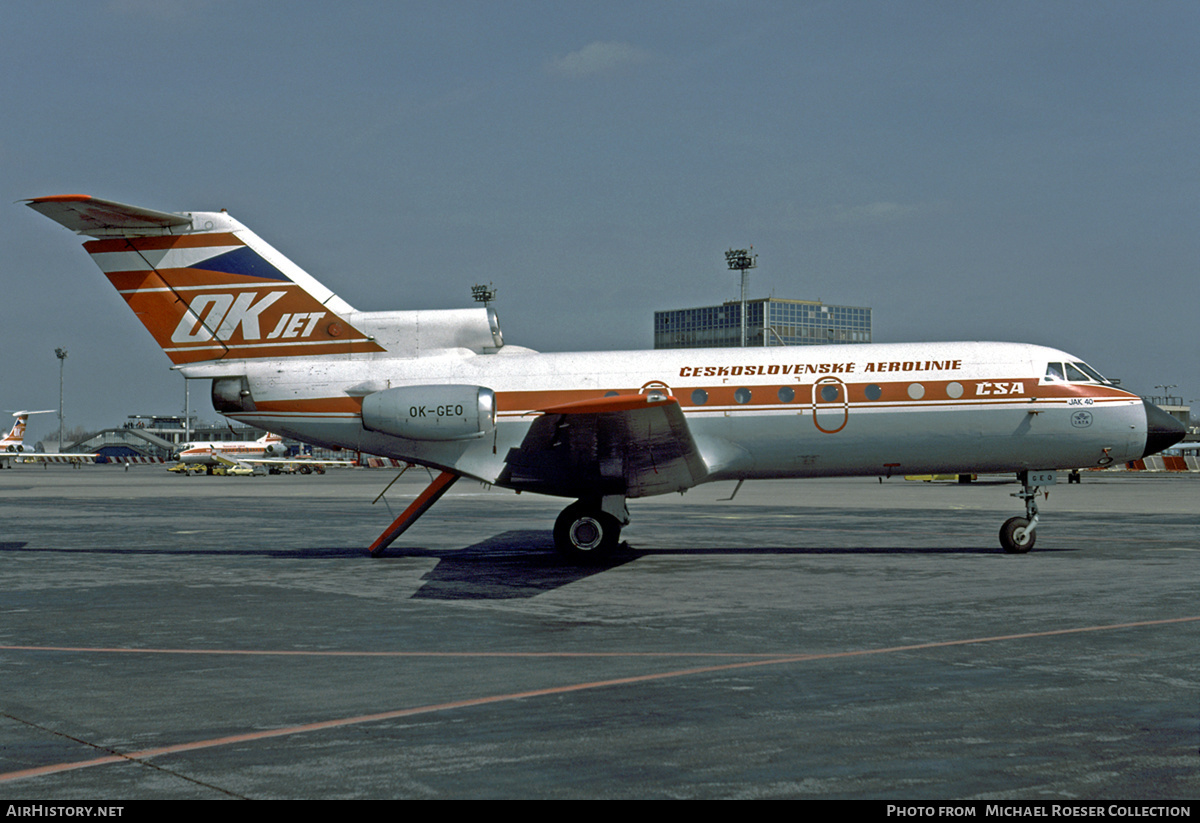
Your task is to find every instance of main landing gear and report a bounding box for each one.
[999,470,1053,554]
[367,470,629,563]
[553,496,629,562]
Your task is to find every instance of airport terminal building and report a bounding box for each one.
[654,298,872,349]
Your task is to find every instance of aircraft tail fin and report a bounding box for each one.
[25,195,385,366]
[2,414,28,446]
[2,410,54,448]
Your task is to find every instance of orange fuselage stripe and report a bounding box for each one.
[237,380,1132,420]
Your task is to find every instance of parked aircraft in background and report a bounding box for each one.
[1,410,96,467]
[26,195,1186,559]
[175,431,286,467]
[173,431,350,474]
[1,410,50,453]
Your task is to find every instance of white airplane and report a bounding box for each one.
[25,194,1186,559]
[0,410,97,467]
[1,411,51,464]
[174,431,350,474]
[175,431,286,469]
[2,410,47,449]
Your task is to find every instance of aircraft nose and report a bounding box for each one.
[1141,398,1187,458]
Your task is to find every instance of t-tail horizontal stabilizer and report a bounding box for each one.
[25,194,383,365]
[25,195,192,236]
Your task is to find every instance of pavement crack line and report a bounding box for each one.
[0,711,248,798]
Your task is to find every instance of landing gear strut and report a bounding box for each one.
[368,470,459,556]
[554,496,628,562]
[999,470,1053,554]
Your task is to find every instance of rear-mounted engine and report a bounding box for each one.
[361,385,496,441]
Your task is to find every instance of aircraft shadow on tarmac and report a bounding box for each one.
[382,530,628,600]
[0,536,1069,602]
[375,532,1065,601]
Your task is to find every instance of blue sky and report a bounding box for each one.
[3,1,1196,436]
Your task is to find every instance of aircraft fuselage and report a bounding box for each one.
[189,340,1151,494]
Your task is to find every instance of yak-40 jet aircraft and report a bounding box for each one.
[26,195,1185,560]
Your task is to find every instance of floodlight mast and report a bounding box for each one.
[725,248,757,347]
[55,347,67,449]
[471,283,497,307]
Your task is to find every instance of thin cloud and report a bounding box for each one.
[547,41,652,78]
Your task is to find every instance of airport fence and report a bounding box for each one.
[1123,454,1200,471]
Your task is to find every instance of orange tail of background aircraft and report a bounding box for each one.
[2,413,30,451]
[1,410,53,452]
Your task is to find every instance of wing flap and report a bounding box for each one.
[499,395,708,498]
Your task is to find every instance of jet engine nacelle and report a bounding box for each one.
[263,442,289,457]
[361,385,496,442]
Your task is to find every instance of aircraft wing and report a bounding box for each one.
[498,394,708,498]
[238,458,356,467]
[11,452,98,463]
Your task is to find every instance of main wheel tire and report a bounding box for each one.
[999,516,1036,554]
[554,502,621,562]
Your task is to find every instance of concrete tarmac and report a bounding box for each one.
[1,466,1197,799]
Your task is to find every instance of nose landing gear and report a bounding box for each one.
[1000,470,1054,554]
[999,515,1036,553]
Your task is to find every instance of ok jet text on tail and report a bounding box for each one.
[26,195,1185,560]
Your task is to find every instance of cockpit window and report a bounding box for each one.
[1071,362,1109,384]
[1065,363,1091,382]
[1045,361,1111,384]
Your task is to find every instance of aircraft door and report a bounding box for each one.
[811,377,849,433]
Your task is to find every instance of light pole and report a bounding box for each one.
[725,248,757,347]
[55,348,68,448]
[471,283,497,307]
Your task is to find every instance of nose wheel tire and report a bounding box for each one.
[554,502,621,562]
[1000,516,1036,554]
